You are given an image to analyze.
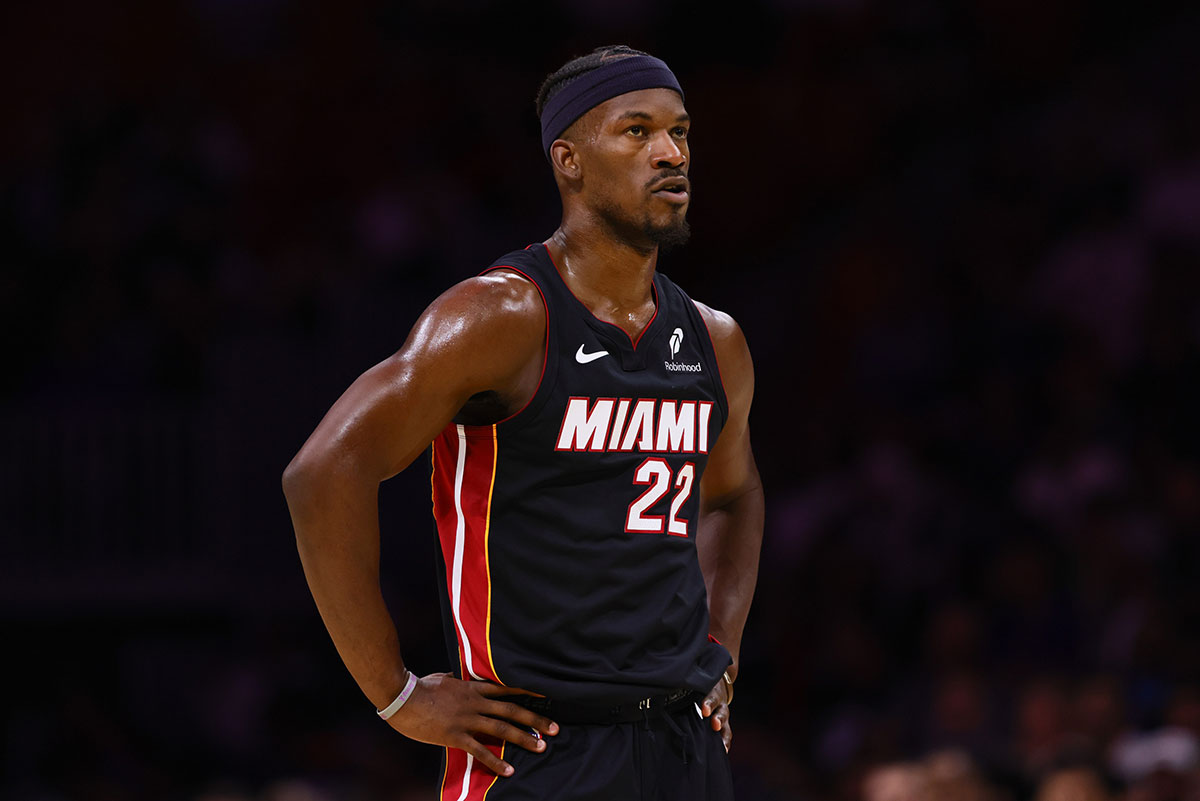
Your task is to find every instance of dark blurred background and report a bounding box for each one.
[3,1,1200,799]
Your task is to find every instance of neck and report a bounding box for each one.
[544,214,658,312]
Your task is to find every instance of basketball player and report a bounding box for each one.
[283,46,763,799]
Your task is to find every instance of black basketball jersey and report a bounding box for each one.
[429,243,732,705]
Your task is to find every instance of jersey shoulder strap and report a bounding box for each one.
[481,243,555,283]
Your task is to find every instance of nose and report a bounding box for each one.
[650,130,686,169]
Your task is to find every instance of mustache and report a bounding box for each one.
[646,170,689,190]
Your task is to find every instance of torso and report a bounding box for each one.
[429,242,733,704]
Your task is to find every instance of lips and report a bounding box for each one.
[650,176,690,203]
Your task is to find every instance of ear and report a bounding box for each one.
[549,139,582,182]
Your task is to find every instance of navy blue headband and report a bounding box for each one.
[539,55,684,157]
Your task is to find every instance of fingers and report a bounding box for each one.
[712,701,730,734]
[478,715,550,754]
[700,687,722,717]
[484,699,560,737]
[705,694,733,752]
[456,735,515,777]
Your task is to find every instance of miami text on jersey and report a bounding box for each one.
[555,397,714,453]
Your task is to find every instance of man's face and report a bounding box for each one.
[573,87,692,251]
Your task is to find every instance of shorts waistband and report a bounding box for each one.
[513,688,702,725]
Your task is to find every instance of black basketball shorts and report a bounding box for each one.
[438,697,735,800]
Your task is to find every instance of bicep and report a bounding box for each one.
[697,312,759,510]
[297,352,463,485]
[699,411,759,512]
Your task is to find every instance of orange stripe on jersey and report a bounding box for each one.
[430,444,438,510]
[483,425,500,682]
[431,423,501,684]
[439,748,451,800]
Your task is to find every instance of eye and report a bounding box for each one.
[627,125,646,136]
[673,127,689,139]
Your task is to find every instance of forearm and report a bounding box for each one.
[283,464,409,709]
[697,483,764,680]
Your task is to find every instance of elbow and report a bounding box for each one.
[282,452,318,505]
[282,453,327,551]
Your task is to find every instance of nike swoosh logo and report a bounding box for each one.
[575,344,610,364]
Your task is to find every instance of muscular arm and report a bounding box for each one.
[694,302,764,748]
[281,272,556,776]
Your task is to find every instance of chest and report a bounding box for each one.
[549,311,719,456]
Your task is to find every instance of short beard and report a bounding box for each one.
[646,216,691,253]
[596,203,692,255]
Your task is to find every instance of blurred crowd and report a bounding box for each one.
[3,0,1199,799]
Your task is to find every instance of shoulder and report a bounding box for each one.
[423,240,548,324]
[692,299,754,411]
[421,270,544,337]
[692,299,751,370]
[691,299,743,349]
[437,261,543,310]
[400,269,546,382]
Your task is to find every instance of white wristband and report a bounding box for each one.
[377,670,418,720]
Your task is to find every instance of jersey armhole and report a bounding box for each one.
[691,299,731,427]
[477,264,555,430]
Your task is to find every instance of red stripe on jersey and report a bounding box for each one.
[431,423,501,683]
[440,741,503,801]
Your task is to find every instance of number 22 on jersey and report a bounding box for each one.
[626,459,695,536]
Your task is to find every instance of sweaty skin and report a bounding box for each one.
[282,87,762,774]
